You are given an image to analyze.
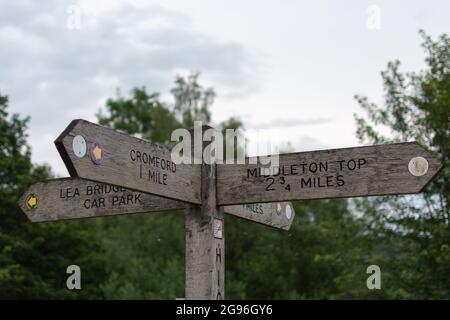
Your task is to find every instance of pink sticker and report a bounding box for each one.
[213,218,223,239]
[276,203,282,216]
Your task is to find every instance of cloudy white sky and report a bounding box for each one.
[1,0,448,175]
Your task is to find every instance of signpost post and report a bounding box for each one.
[18,119,442,300]
[185,125,224,299]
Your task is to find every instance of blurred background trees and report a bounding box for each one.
[352,30,449,299]
[0,94,106,299]
[0,31,447,299]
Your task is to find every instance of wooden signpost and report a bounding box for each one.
[18,119,442,300]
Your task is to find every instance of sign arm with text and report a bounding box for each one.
[224,202,295,231]
[216,142,442,205]
[18,177,187,222]
[18,176,295,229]
[54,119,202,204]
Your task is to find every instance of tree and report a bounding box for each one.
[171,72,214,127]
[353,31,449,298]
[225,198,360,299]
[0,93,106,299]
[97,88,179,145]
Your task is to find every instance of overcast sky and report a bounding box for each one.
[1,0,448,175]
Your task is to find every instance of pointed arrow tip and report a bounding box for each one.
[54,119,84,145]
[54,119,85,177]
[407,141,443,193]
[18,184,39,222]
[418,157,443,193]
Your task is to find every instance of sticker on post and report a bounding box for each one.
[408,156,429,177]
[26,194,39,209]
[213,218,223,239]
[276,203,282,216]
[72,135,87,158]
[90,142,104,165]
[285,204,292,220]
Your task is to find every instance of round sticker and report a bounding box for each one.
[26,194,39,209]
[72,135,87,158]
[408,156,428,177]
[90,142,104,165]
[285,205,292,220]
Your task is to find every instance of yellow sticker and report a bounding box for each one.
[26,194,39,209]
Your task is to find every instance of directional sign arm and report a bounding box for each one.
[55,119,201,204]
[224,202,295,230]
[217,142,442,205]
[18,178,187,222]
[19,174,295,228]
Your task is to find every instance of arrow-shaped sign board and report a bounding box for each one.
[55,119,201,204]
[18,177,187,222]
[217,142,442,205]
[225,202,295,230]
[18,177,296,229]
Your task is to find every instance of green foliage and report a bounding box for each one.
[353,31,450,298]
[0,94,106,299]
[171,72,214,127]
[226,199,361,299]
[97,88,179,145]
[98,213,185,299]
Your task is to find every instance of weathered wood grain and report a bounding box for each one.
[225,202,295,230]
[55,119,201,204]
[185,126,224,300]
[18,177,186,222]
[217,142,442,205]
[18,175,293,227]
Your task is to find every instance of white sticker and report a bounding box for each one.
[72,135,87,158]
[285,205,292,220]
[408,156,428,177]
[213,219,223,239]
